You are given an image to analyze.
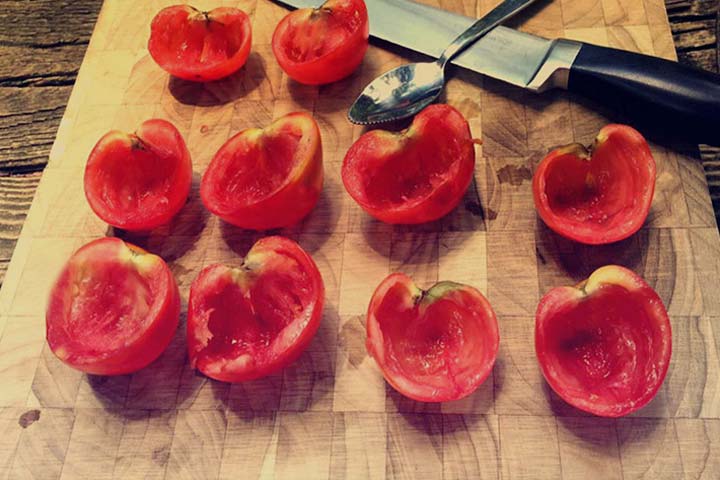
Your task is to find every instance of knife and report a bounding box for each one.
[273,0,720,145]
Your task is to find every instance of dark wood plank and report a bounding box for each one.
[0,0,101,284]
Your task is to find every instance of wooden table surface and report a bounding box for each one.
[0,0,717,285]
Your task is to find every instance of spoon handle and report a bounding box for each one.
[438,0,538,68]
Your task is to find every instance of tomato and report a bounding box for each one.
[200,112,323,230]
[187,236,324,382]
[533,124,656,245]
[46,237,180,375]
[272,0,369,85]
[535,265,672,417]
[366,273,499,402]
[148,5,252,82]
[84,119,192,231]
[342,104,475,224]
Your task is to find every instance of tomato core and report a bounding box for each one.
[361,134,459,208]
[542,284,659,398]
[64,258,153,355]
[211,128,301,206]
[279,6,359,63]
[543,148,639,227]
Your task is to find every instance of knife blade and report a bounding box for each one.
[274,0,720,145]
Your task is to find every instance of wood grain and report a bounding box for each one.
[0,0,718,478]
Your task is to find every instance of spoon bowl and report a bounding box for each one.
[349,62,444,125]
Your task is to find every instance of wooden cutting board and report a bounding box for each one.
[1,0,719,478]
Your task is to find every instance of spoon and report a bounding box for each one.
[348,0,539,125]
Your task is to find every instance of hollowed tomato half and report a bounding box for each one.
[200,112,323,230]
[188,236,324,382]
[342,104,475,224]
[148,5,252,82]
[46,237,180,375]
[533,124,656,244]
[366,273,499,402]
[84,119,192,231]
[272,0,369,85]
[535,265,672,417]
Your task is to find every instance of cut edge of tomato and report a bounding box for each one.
[264,112,322,191]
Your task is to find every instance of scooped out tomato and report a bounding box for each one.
[46,237,180,375]
[148,5,252,82]
[533,124,656,245]
[342,104,475,224]
[535,265,671,417]
[200,112,323,230]
[84,119,192,231]
[188,236,324,382]
[366,273,499,402]
[272,0,369,85]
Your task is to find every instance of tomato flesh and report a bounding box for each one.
[149,5,252,82]
[366,273,498,402]
[535,265,671,417]
[46,237,180,375]
[200,112,323,230]
[342,104,475,224]
[533,124,656,244]
[188,236,324,382]
[84,119,192,231]
[272,0,369,85]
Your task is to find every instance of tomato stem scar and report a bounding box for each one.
[129,133,148,151]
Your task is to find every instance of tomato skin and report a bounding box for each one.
[532,124,656,245]
[535,265,672,417]
[342,104,475,224]
[148,5,252,82]
[84,119,192,231]
[366,273,499,402]
[187,236,324,382]
[200,112,323,230]
[272,0,369,85]
[46,237,180,375]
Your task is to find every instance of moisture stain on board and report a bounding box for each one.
[18,409,41,428]
[496,164,532,186]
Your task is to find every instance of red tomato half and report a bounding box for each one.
[84,119,192,231]
[366,273,499,402]
[187,236,324,382]
[148,5,252,82]
[342,104,475,224]
[46,238,180,375]
[535,265,672,417]
[272,0,369,85]
[200,112,323,230]
[533,124,656,244]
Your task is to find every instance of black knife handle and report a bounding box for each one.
[567,43,720,146]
